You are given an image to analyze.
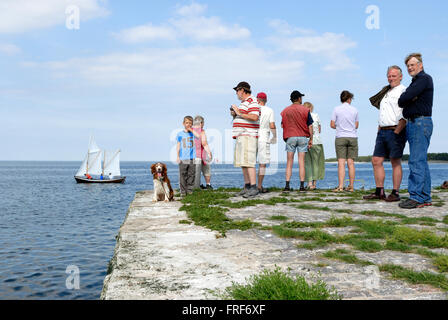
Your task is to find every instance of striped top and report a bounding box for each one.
[232,96,260,139]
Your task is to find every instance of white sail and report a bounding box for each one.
[88,150,103,175]
[103,150,121,177]
[75,154,88,177]
[88,136,100,153]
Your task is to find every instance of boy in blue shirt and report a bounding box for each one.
[176,116,196,196]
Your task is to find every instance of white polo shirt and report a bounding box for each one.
[379,84,406,127]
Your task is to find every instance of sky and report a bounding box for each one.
[1,0,447,162]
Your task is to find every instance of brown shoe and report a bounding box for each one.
[385,193,401,202]
[363,193,386,200]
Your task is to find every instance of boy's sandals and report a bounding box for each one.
[332,187,344,192]
[344,186,355,192]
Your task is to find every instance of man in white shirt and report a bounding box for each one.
[256,92,277,193]
[364,66,407,202]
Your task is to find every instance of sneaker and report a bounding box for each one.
[363,193,386,201]
[206,184,214,190]
[200,184,207,190]
[385,193,400,202]
[299,186,306,192]
[283,186,292,192]
[258,187,269,193]
[399,199,425,209]
[243,187,259,198]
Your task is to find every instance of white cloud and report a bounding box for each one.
[113,24,176,43]
[24,46,304,92]
[115,2,250,43]
[268,19,315,36]
[0,0,109,34]
[269,26,358,71]
[0,43,21,55]
[171,16,250,41]
[175,2,207,17]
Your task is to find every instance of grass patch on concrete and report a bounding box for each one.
[323,249,374,266]
[379,264,448,290]
[269,215,289,221]
[219,267,342,300]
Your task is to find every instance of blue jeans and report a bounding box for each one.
[406,117,433,203]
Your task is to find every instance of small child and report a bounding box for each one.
[176,116,196,196]
[192,116,213,190]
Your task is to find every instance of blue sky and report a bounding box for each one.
[1,0,447,162]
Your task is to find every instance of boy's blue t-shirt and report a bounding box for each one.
[177,130,196,161]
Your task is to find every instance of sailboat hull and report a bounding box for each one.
[74,176,126,184]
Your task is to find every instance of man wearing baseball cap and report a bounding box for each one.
[256,92,277,193]
[281,90,314,192]
[231,81,261,198]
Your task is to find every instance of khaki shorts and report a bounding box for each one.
[335,137,358,160]
[257,140,271,164]
[234,135,258,168]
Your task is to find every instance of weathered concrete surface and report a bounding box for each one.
[101,190,448,300]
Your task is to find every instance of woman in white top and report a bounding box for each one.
[304,102,325,189]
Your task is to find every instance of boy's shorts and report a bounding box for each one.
[285,137,309,153]
[335,137,358,160]
[194,158,211,177]
[234,135,257,168]
[257,140,271,165]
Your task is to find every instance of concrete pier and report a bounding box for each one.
[101,189,448,300]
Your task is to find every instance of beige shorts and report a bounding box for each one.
[335,137,358,160]
[257,140,271,164]
[194,158,211,177]
[234,135,258,168]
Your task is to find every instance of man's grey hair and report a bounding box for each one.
[387,65,402,75]
[193,115,204,125]
[405,53,423,65]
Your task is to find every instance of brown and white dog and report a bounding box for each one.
[151,162,174,202]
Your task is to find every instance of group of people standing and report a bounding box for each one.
[230,82,326,198]
[229,52,434,209]
[175,52,434,210]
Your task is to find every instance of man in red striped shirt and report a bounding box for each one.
[231,81,260,198]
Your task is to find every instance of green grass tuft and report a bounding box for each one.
[379,264,448,290]
[219,267,342,300]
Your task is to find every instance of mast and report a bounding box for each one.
[102,150,105,176]
[86,152,89,174]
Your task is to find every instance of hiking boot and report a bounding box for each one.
[236,187,249,197]
[363,193,386,200]
[399,199,425,209]
[283,186,292,192]
[243,187,259,198]
[385,193,400,202]
[299,186,306,192]
[258,187,269,193]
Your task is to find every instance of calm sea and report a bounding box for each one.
[1,161,448,300]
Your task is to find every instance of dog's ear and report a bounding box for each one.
[150,163,156,174]
[162,163,167,174]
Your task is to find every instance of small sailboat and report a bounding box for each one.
[74,136,126,183]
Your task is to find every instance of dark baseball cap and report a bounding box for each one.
[233,81,251,91]
[290,90,305,101]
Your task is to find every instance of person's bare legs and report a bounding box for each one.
[243,167,257,185]
[258,164,266,189]
[390,158,403,191]
[347,158,356,189]
[205,176,211,184]
[286,152,295,182]
[372,156,385,188]
[298,152,306,182]
[337,159,346,189]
